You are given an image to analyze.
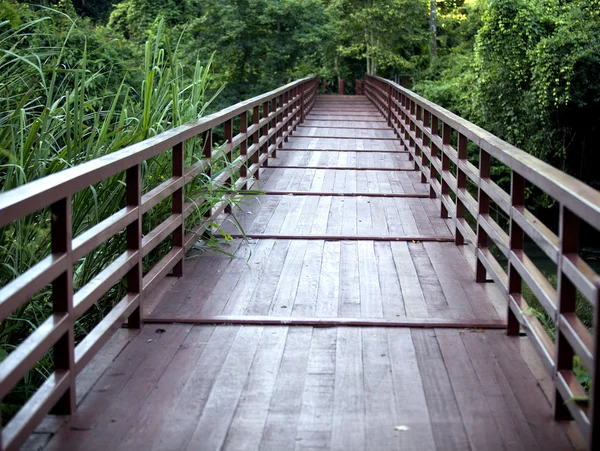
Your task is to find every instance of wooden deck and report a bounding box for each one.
[33,96,574,450]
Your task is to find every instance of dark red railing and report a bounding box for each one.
[365,74,600,448]
[0,75,318,450]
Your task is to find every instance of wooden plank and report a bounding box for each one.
[168,255,234,317]
[294,328,337,450]
[222,327,289,451]
[358,241,383,317]
[259,327,312,450]
[423,242,475,320]
[270,240,308,314]
[488,332,573,449]
[292,240,324,317]
[198,244,254,316]
[407,242,451,317]
[387,328,437,450]
[45,325,191,451]
[435,329,505,450]
[114,326,216,451]
[245,240,291,315]
[314,241,341,317]
[223,239,277,315]
[460,330,540,450]
[373,242,405,317]
[390,242,429,318]
[411,329,471,451]
[331,328,365,451]
[148,325,239,451]
[339,242,360,317]
[183,326,264,450]
[362,328,400,449]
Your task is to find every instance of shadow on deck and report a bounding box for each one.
[29,96,575,451]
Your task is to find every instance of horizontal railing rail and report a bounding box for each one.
[365,73,599,449]
[0,75,318,450]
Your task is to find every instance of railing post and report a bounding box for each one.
[421,110,430,184]
[51,196,76,415]
[554,205,580,421]
[224,118,233,214]
[429,115,439,199]
[252,105,260,180]
[172,141,184,277]
[240,110,248,190]
[339,78,345,96]
[300,82,305,124]
[440,123,451,218]
[126,166,143,328]
[271,96,278,158]
[283,90,289,143]
[507,171,524,335]
[262,101,269,167]
[476,149,491,282]
[414,104,422,172]
[455,133,467,243]
[202,130,212,224]
[277,93,284,149]
[387,84,392,127]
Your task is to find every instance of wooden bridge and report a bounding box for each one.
[0,75,599,450]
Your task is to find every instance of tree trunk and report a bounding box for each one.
[430,0,437,61]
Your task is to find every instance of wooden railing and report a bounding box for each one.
[0,75,318,450]
[365,74,600,448]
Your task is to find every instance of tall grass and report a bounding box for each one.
[0,11,243,419]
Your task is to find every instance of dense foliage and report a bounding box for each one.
[1,0,599,418]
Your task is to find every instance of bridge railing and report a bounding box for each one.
[0,75,318,450]
[366,74,600,448]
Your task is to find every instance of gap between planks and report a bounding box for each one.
[142,315,507,329]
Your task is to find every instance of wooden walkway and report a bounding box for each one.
[34,96,574,450]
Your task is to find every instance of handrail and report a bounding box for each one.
[0,74,319,450]
[365,74,599,449]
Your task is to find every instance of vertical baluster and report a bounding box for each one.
[476,149,490,282]
[171,141,184,277]
[224,118,233,214]
[429,115,439,199]
[202,130,212,224]
[421,110,430,184]
[391,88,398,136]
[277,93,284,149]
[507,171,524,335]
[554,205,580,421]
[240,110,248,190]
[271,96,278,158]
[51,197,75,414]
[283,90,290,143]
[413,104,421,171]
[126,166,142,328]
[409,100,417,166]
[455,133,467,244]
[387,84,392,126]
[300,82,305,123]
[253,105,260,180]
[440,123,451,219]
[262,101,269,166]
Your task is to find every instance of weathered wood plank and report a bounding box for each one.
[331,328,365,451]
[259,327,313,450]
